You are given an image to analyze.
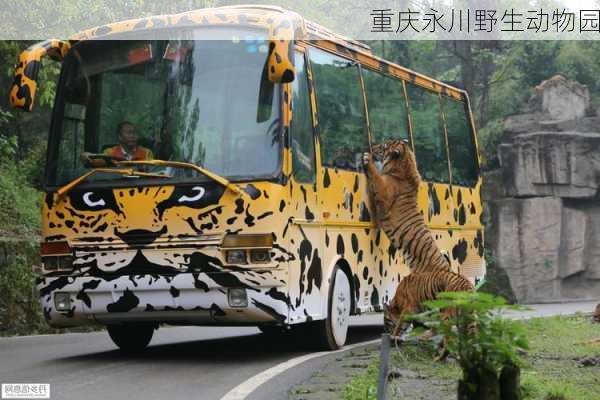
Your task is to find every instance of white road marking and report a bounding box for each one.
[219,338,381,400]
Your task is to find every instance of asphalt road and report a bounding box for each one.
[0,315,383,400]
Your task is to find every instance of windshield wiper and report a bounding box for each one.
[115,160,247,198]
[56,167,171,200]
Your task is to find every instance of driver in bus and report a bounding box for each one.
[103,121,154,161]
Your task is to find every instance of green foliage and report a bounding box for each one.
[0,247,46,335]
[342,361,378,400]
[0,165,41,236]
[344,315,599,400]
[412,292,528,379]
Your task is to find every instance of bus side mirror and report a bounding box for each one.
[266,39,295,83]
[9,39,71,112]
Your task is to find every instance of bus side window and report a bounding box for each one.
[362,68,409,143]
[443,97,479,187]
[55,103,87,183]
[309,47,368,171]
[406,83,450,183]
[291,52,316,183]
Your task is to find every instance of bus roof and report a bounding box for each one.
[70,4,466,100]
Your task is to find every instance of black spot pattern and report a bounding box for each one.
[452,239,468,264]
[106,288,139,312]
[336,235,345,256]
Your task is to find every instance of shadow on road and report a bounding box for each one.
[51,324,384,365]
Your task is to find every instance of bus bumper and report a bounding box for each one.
[36,272,289,328]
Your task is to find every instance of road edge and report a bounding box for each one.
[219,338,381,400]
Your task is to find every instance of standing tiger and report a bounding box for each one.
[383,269,474,336]
[364,139,474,337]
[363,139,449,274]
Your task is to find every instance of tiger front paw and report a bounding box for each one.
[361,152,371,169]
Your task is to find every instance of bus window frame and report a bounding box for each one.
[44,39,287,191]
[360,65,413,150]
[289,45,318,184]
[292,40,482,188]
[305,43,370,172]
[404,82,452,185]
[440,93,481,188]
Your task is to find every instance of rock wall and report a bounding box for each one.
[485,75,600,303]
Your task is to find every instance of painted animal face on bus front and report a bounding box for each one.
[44,184,228,273]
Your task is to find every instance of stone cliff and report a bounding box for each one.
[485,75,600,303]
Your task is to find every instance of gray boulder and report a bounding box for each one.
[486,76,600,303]
[488,197,600,302]
[528,75,590,120]
[499,132,600,199]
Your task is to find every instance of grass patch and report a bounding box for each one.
[343,315,600,400]
[342,360,379,400]
[520,315,600,400]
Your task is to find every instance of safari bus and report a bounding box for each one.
[10,5,485,351]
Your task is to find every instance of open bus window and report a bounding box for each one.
[443,97,479,187]
[406,83,450,183]
[309,47,368,171]
[362,68,409,144]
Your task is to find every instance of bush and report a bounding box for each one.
[412,292,528,400]
[0,162,41,236]
[0,251,49,336]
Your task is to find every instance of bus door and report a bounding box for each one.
[287,47,325,322]
[307,46,378,313]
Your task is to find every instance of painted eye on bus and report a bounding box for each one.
[83,192,106,208]
[178,186,205,203]
[69,189,120,214]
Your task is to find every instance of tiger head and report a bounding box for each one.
[382,302,409,336]
[371,139,421,188]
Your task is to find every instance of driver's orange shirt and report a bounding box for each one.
[103,145,153,161]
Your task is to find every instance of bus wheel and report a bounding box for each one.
[311,266,351,350]
[107,324,155,353]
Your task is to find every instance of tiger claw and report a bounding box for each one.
[362,152,371,168]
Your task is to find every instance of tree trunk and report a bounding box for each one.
[458,366,501,400]
[478,367,501,400]
[499,362,521,400]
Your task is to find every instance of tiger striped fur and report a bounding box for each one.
[364,139,474,337]
[364,140,450,274]
[383,270,474,336]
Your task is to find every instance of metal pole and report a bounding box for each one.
[377,333,391,400]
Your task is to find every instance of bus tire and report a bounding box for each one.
[107,323,155,353]
[311,265,351,350]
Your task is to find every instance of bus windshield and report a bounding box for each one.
[47,28,281,186]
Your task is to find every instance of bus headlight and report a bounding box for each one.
[226,250,247,265]
[41,241,73,272]
[228,289,248,308]
[54,292,71,312]
[222,234,273,265]
[42,256,74,271]
[250,249,271,263]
